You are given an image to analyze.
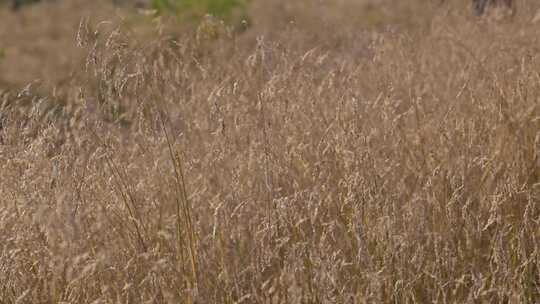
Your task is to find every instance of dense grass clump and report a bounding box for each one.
[0,0,540,303]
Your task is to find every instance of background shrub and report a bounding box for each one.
[150,0,250,22]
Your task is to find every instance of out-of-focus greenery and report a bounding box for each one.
[150,0,250,22]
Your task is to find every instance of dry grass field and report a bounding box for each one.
[1,0,540,303]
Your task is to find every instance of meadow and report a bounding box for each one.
[0,0,539,303]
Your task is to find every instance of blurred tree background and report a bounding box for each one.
[1,0,538,89]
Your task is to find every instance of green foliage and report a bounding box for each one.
[150,0,249,21]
